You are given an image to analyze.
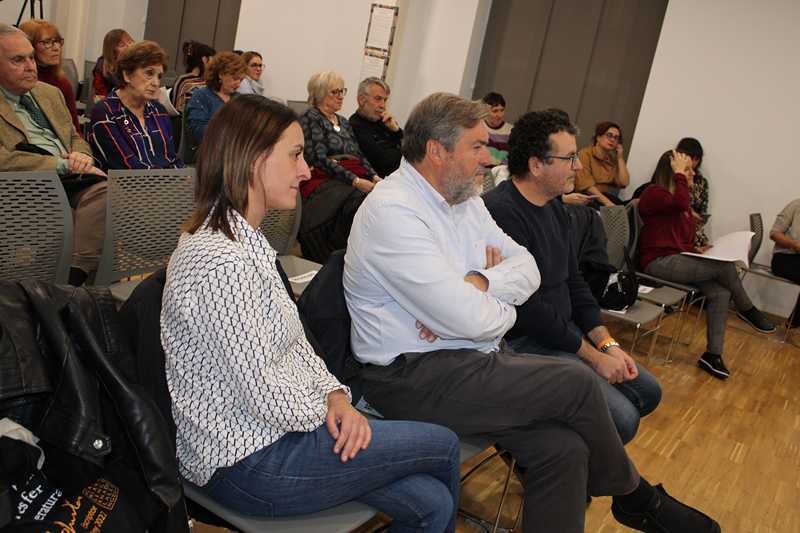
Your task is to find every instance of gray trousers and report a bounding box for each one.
[67,180,107,273]
[645,254,753,354]
[361,347,639,533]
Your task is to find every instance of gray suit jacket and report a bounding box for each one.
[0,81,90,171]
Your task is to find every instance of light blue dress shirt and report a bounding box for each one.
[344,158,541,366]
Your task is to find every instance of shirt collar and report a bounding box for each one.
[0,85,23,105]
[400,158,453,212]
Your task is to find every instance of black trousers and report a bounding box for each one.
[298,180,366,264]
[771,253,800,325]
[361,347,639,533]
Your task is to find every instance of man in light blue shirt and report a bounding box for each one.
[344,93,719,533]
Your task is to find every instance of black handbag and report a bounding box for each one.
[598,247,640,311]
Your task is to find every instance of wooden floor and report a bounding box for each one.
[194,310,800,533]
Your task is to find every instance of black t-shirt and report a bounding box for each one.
[483,180,603,352]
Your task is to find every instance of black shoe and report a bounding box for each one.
[698,352,730,379]
[737,307,776,333]
[612,484,720,533]
[68,267,88,287]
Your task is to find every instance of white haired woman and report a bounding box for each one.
[297,71,381,264]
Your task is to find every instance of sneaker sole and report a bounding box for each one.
[698,358,729,379]
[736,312,777,334]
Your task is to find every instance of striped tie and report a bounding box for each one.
[19,94,53,132]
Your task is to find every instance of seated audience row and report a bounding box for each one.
[161,94,461,532]
[341,94,719,533]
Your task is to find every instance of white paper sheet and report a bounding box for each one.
[288,270,319,284]
[360,54,386,81]
[681,231,754,267]
[366,6,396,49]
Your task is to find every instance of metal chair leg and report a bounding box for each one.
[630,324,641,355]
[492,457,517,532]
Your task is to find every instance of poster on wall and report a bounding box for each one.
[359,3,399,81]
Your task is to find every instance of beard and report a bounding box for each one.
[442,167,479,205]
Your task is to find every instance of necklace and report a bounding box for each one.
[321,108,340,132]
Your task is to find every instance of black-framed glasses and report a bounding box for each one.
[37,37,64,49]
[249,63,264,69]
[546,153,579,169]
[330,88,348,97]
[605,131,621,141]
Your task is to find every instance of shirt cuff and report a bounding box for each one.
[56,157,69,176]
[471,268,527,305]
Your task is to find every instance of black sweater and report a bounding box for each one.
[349,112,403,177]
[483,180,603,352]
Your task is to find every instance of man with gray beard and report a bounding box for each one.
[344,93,720,533]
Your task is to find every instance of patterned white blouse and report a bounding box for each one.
[161,209,346,485]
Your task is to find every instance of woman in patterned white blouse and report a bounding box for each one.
[161,94,460,532]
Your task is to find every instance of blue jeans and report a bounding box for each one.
[201,420,460,533]
[508,336,662,444]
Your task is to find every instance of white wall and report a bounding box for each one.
[0,1,53,26]
[234,0,489,123]
[627,0,800,316]
[84,0,148,65]
[389,0,490,125]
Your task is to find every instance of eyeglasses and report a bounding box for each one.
[546,153,579,169]
[330,88,348,97]
[249,63,264,69]
[37,38,64,49]
[604,131,620,141]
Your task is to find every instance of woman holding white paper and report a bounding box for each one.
[638,150,775,380]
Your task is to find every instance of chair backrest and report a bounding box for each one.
[287,99,311,115]
[94,168,196,286]
[749,213,763,263]
[626,200,643,263]
[0,172,72,284]
[178,116,197,165]
[259,192,302,255]
[62,58,79,98]
[597,205,630,270]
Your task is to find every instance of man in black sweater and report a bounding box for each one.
[483,110,662,445]
[349,77,403,177]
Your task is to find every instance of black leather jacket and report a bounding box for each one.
[0,280,184,530]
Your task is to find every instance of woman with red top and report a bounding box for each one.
[639,150,775,380]
[18,19,81,133]
[93,29,134,99]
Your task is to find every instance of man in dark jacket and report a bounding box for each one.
[483,109,662,445]
[349,77,402,177]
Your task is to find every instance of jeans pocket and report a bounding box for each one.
[207,476,275,517]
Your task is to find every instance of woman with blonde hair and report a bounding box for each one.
[18,19,81,132]
[298,70,380,263]
[162,94,459,531]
